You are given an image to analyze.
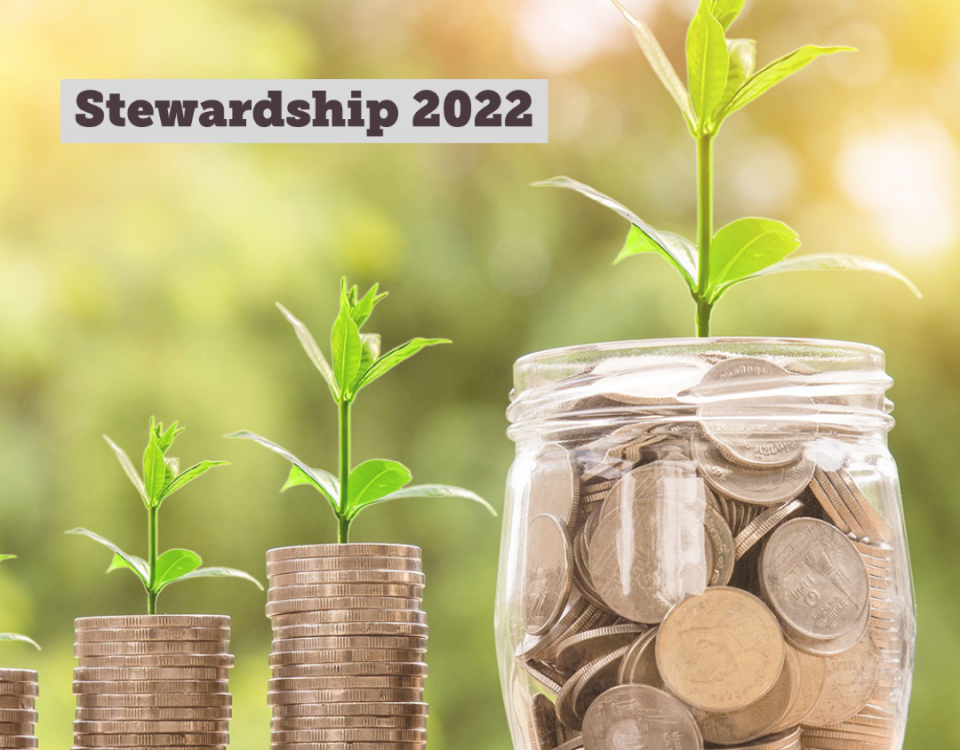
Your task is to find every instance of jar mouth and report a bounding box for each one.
[508,337,894,439]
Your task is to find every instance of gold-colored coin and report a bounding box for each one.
[74,692,231,708]
[270,662,428,679]
[267,582,424,601]
[74,627,229,643]
[72,731,228,746]
[74,641,229,657]
[0,685,36,698]
[267,687,423,705]
[269,648,426,667]
[0,696,35,710]
[272,621,428,640]
[269,609,426,627]
[75,654,235,669]
[74,706,231,722]
[265,596,421,616]
[72,680,227,695]
[0,672,37,685]
[269,701,428,718]
[268,675,423,691]
[0,737,36,749]
[0,724,33,737]
[0,709,37,724]
[266,555,422,577]
[802,634,882,727]
[75,616,229,630]
[271,714,428,730]
[271,636,427,653]
[657,587,784,712]
[268,569,425,587]
[266,544,421,562]
[772,645,827,731]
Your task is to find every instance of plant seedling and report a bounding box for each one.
[230,278,495,543]
[68,419,263,615]
[536,0,919,336]
[0,555,39,650]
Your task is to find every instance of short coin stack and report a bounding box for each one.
[512,355,910,750]
[0,669,38,749]
[72,615,233,750]
[266,544,429,749]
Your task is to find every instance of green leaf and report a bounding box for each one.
[708,218,801,302]
[720,45,855,120]
[142,430,167,506]
[103,435,148,505]
[615,226,698,293]
[359,334,381,375]
[717,39,756,115]
[280,465,340,516]
[226,432,343,512]
[349,483,497,521]
[174,567,264,591]
[710,0,745,30]
[608,0,697,132]
[154,549,203,591]
[356,338,450,390]
[347,459,412,513]
[67,528,149,587]
[276,303,340,401]
[686,0,729,129]
[331,304,363,398]
[533,177,696,290]
[107,552,150,579]
[350,284,387,328]
[0,554,15,564]
[0,634,40,650]
[155,421,183,453]
[160,460,229,503]
[742,253,921,298]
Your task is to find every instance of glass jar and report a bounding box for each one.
[496,339,915,750]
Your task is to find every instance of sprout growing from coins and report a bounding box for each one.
[67,419,263,615]
[536,0,919,336]
[0,555,39,650]
[230,278,495,543]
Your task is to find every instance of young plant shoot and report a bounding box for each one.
[536,0,919,336]
[68,420,263,615]
[230,279,495,543]
[0,555,39,650]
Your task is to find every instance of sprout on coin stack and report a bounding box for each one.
[497,1,919,749]
[66,419,263,750]
[230,278,494,749]
[0,555,39,750]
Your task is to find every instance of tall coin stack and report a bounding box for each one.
[72,615,234,750]
[266,544,429,749]
[0,669,38,750]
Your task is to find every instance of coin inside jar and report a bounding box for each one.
[693,437,814,506]
[801,633,882,727]
[581,684,702,750]
[760,518,870,641]
[528,446,580,525]
[522,513,574,636]
[657,587,784,712]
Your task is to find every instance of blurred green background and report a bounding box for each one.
[0,0,958,747]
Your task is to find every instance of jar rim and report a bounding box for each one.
[514,337,884,372]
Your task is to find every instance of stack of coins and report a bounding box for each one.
[72,615,233,750]
[0,669,38,749]
[510,355,910,750]
[266,544,428,749]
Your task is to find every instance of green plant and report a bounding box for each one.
[0,555,39,650]
[230,279,495,543]
[536,0,919,336]
[68,419,263,615]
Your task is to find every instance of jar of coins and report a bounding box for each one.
[496,339,915,750]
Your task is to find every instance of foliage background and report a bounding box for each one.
[1,0,958,747]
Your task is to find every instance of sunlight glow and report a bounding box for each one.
[837,115,959,257]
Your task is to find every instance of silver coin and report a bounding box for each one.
[74,627,229,643]
[269,701,428,718]
[74,706,231,722]
[75,616,229,630]
[267,687,423,705]
[266,556,422,577]
[72,719,226,733]
[74,654,235,669]
[268,570,426,587]
[268,582,423,602]
[272,621,428,639]
[272,635,426,652]
[72,730,228,746]
[760,518,870,641]
[270,662,428,679]
[581,685,702,750]
[528,445,580,525]
[693,438,814,505]
[266,544,421,562]
[265,596,421,616]
[269,609,426,627]
[72,680,228,695]
[521,513,573,637]
[271,714,427,730]
[269,649,426,666]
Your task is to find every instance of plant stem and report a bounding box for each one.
[147,504,159,615]
[337,399,352,544]
[696,132,715,338]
